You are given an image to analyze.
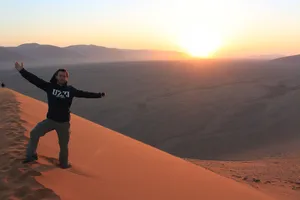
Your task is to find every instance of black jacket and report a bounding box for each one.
[19,68,103,122]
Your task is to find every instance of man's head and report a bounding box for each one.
[50,69,69,85]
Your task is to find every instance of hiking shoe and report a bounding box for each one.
[59,163,72,169]
[22,158,36,164]
[32,154,38,160]
[22,154,38,164]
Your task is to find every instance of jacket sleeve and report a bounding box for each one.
[71,87,103,98]
[19,68,49,91]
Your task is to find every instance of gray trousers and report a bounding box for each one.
[26,119,70,166]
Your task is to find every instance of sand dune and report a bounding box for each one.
[0,88,274,199]
[192,157,300,200]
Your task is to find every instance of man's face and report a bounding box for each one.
[56,71,68,85]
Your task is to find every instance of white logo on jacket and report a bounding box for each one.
[52,89,70,98]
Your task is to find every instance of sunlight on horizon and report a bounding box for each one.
[153,0,250,58]
[176,29,222,58]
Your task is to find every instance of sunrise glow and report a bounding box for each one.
[177,30,222,57]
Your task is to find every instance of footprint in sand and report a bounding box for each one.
[22,188,60,200]
[0,167,11,173]
[0,180,10,191]
[0,180,11,200]
[13,186,60,200]
[18,171,42,182]
[8,149,24,155]
[7,135,25,143]
[38,155,96,178]
[14,185,32,198]
[10,141,25,146]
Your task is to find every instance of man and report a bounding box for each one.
[15,62,105,168]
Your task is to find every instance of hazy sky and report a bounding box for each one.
[1,0,300,57]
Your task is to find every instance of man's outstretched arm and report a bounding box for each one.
[72,87,105,98]
[15,62,49,91]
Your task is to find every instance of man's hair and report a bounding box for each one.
[50,69,69,84]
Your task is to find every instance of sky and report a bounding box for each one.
[1,0,300,58]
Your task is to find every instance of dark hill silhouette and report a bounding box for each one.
[66,44,187,62]
[0,47,31,62]
[8,43,84,63]
[272,54,300,64]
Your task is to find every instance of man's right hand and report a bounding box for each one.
[15,62,24,71]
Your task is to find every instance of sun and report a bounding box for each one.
[177,31,222,58]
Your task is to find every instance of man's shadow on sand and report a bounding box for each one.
[32,155,94,178]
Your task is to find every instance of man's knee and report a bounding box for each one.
[30,128,41,139]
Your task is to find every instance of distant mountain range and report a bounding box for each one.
[0,43,188,67]
[1,43,299,68]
